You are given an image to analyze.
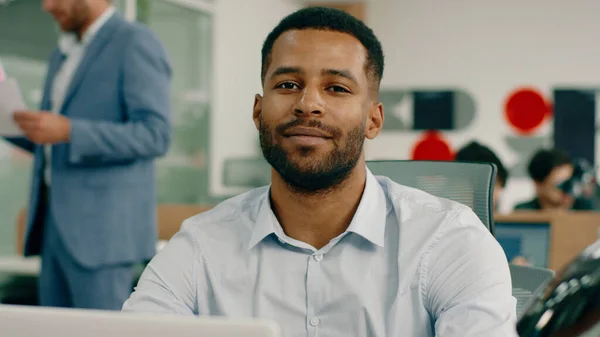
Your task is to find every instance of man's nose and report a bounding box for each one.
[293,87,324,117]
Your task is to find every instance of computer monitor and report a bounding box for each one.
[495,221,551,268]
[0,305,282,337]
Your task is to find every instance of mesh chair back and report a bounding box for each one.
[367,160,497,234]
[509,264,555,317]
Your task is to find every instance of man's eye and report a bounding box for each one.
[327,86,350,93]
[276,82,299,90]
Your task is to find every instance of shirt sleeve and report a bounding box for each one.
[424,208,518,337]
[122,221,198,315]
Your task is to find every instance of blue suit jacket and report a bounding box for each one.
[6,13,172,268]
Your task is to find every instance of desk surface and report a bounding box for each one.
[0,241,168,278]
[0,256,40,277]
[496,211,555,223]
[496,211,600,271]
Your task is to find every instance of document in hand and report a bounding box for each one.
[0,58,5,82]
[0,78,26,136]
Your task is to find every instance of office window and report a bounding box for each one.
[0,0,214,255]
[0,0,57,255]
[140,0,214,204]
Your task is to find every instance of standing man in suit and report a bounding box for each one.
[5,0,171,310]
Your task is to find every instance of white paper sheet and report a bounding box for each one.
[0,78,25,136]
[0,56,6,82]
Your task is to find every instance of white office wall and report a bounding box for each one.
[210,0,302,196]
[365,0,600,212]
[209,0,600,212]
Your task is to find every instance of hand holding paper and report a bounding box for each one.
[13,110,71,144]
[0,78,26,136]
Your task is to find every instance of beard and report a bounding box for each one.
[259,116,365,195]
[61,2,91,34]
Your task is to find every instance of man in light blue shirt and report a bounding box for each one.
[123,7,517,336]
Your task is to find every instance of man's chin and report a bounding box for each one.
[283,156,329,173]
[58,19,83,34]
[59,23,75,32]
[285,145,333,161]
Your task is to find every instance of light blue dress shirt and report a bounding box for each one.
[123,168,517,337]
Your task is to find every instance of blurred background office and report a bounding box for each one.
[0,0,213,258]
[1,0,599,322]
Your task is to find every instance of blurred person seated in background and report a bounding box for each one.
[123,7,516,337]
[455,142,531,267]
[455,141,509,210]
[515,149,594,211]
[510,256,532,267]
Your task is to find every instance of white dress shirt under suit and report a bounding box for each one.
[123,168,517,337]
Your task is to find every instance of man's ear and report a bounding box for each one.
[365,102,384,140]
[253,94,262,130]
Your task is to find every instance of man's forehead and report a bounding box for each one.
[268,29,368,74]
[548,165,573,182]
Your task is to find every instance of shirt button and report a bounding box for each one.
[313,254,323,262]
[309,317,320,326]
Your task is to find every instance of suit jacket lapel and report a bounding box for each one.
[60,14,122,114]
[40,50,66,111]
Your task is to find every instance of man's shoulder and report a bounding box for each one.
[178,186,269,240]
[122,20,158,38]
[373,175,495,291]
[376,175,473,218]
[375,175,486,239]
[111,17,163,49]
[109,19,170,71]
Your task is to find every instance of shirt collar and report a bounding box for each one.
[247,191,279,250]
[247,167,388,250]
[346,168,388,247]
[58,6,116,55]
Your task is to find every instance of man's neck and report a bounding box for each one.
[538,197,567,211]
[538,198,554,210]
[77,3,111,40]
[269,163,367,249]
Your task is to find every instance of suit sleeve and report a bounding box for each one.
[426,209,518,337]
[67,28,172,166]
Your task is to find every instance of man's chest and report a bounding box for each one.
[197,242,433,337]
[50,48,85,112]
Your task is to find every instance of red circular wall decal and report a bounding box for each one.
[504,87,551,135]
[411,131,454,161]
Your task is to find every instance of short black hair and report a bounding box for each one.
[261,7,384,88]
[527,148,572,182]
[455,141,509,187]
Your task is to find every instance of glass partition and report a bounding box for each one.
[141,0,214,204]
[0,0,56,255]
[0,0,214,255]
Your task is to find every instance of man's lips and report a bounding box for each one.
[283,127,332,138]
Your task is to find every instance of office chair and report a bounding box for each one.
[367,160,555,317]
[366,160,496,234]
[510,264,555,317]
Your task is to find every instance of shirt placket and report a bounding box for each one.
[305,251,325,337]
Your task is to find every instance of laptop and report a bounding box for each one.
[0,305,281,337]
